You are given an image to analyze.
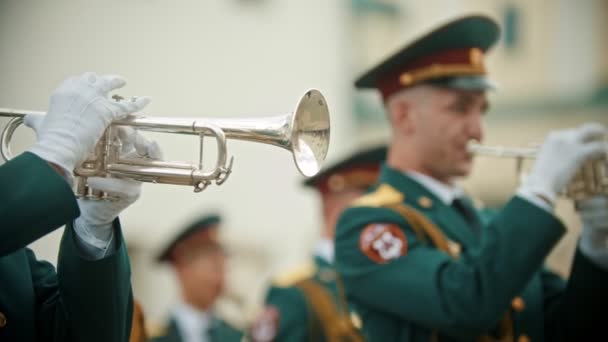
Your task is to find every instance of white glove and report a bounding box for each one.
[24,72,151,184]
[578,195,608,269]
[519,123,607,205]
[74,127,162,256]
[116,126,163,160]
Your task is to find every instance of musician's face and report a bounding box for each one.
[177,240,226,310]
[394,86,488,182]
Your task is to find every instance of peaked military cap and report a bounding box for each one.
[156,214,221,263]
[303,145,387,195]
[355,15,501,100]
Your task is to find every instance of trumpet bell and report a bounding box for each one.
[290,89,330,177]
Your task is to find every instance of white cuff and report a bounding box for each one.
[516,187,555,214]
[73,219,115,259]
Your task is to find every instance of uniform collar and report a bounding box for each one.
[173,302,212,342]
[404,170,465,205]
[314,238,334,264]
[377,165,479,247]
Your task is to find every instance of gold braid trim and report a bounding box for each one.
[129,300,148,342]
[296,280,365,342]
[386,203,458,259]
[400,63,486,86]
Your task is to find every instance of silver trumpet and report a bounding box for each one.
[0,89,330,197]
[468,141,607,203]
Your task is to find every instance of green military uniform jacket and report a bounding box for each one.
[0,152,134,341]
[334,165,608,342]
[149,314,243,342]
[261,256,362,342]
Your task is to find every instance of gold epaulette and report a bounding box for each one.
[351,183,404,208]
[271,261,316,287]
[145,319,168,338]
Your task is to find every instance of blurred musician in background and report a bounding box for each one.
[249,145,386,342]
[150,214,243,342]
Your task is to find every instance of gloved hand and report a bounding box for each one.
[116,126,163,160]
[24,72,150,184]
[74,127,162,256]
[519,123,607,205]
[578,195,608,269]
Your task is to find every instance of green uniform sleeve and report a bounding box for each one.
[0,152,79,256]
[31,220,133,342]
[543,248,608,341]
[265,286,309,342]
[335,196,566,340]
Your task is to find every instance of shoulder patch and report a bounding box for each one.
[352,184,404,207]
[249,306,280,342]
[272,261,316,287]
[359,223,407,263]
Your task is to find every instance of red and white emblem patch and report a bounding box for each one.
[249,306,280,342]
[359,223,407,263]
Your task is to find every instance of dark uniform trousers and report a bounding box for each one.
[334,165,608,342]
[0,152,134,341]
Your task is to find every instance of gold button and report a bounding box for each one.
[511,296,526,312]
[418,196,433,209]
[399,73,414,86]
[517,334,530,342]
[350,311,362,329]
[446,240,462,258]
[470,47,484,66]
[0,312,6,328]
[328,175,345,193]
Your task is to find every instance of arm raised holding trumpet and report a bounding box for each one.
[0,72,161,341]
[468,125,607,205]
[0,71,330,341]
[469,124,608,271]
